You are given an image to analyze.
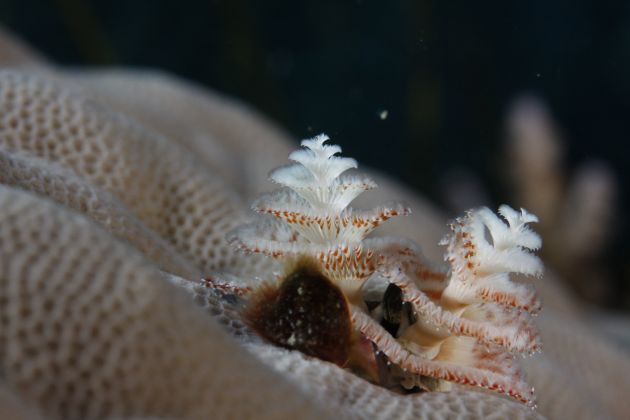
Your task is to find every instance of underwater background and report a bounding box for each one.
[2,0,628,308]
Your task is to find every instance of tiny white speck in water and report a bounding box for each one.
[287,333,296,346]
[536,73,541,78]
[379,110,389,120]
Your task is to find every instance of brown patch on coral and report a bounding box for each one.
[243,257,353,367]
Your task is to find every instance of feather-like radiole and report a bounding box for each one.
[214,134,543,406]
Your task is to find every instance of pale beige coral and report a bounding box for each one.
[506,96,618,303]
[0,185,334,419]
[0,28,628,419]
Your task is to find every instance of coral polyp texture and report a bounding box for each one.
[3,27,630,419]
[222,134,543,406]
